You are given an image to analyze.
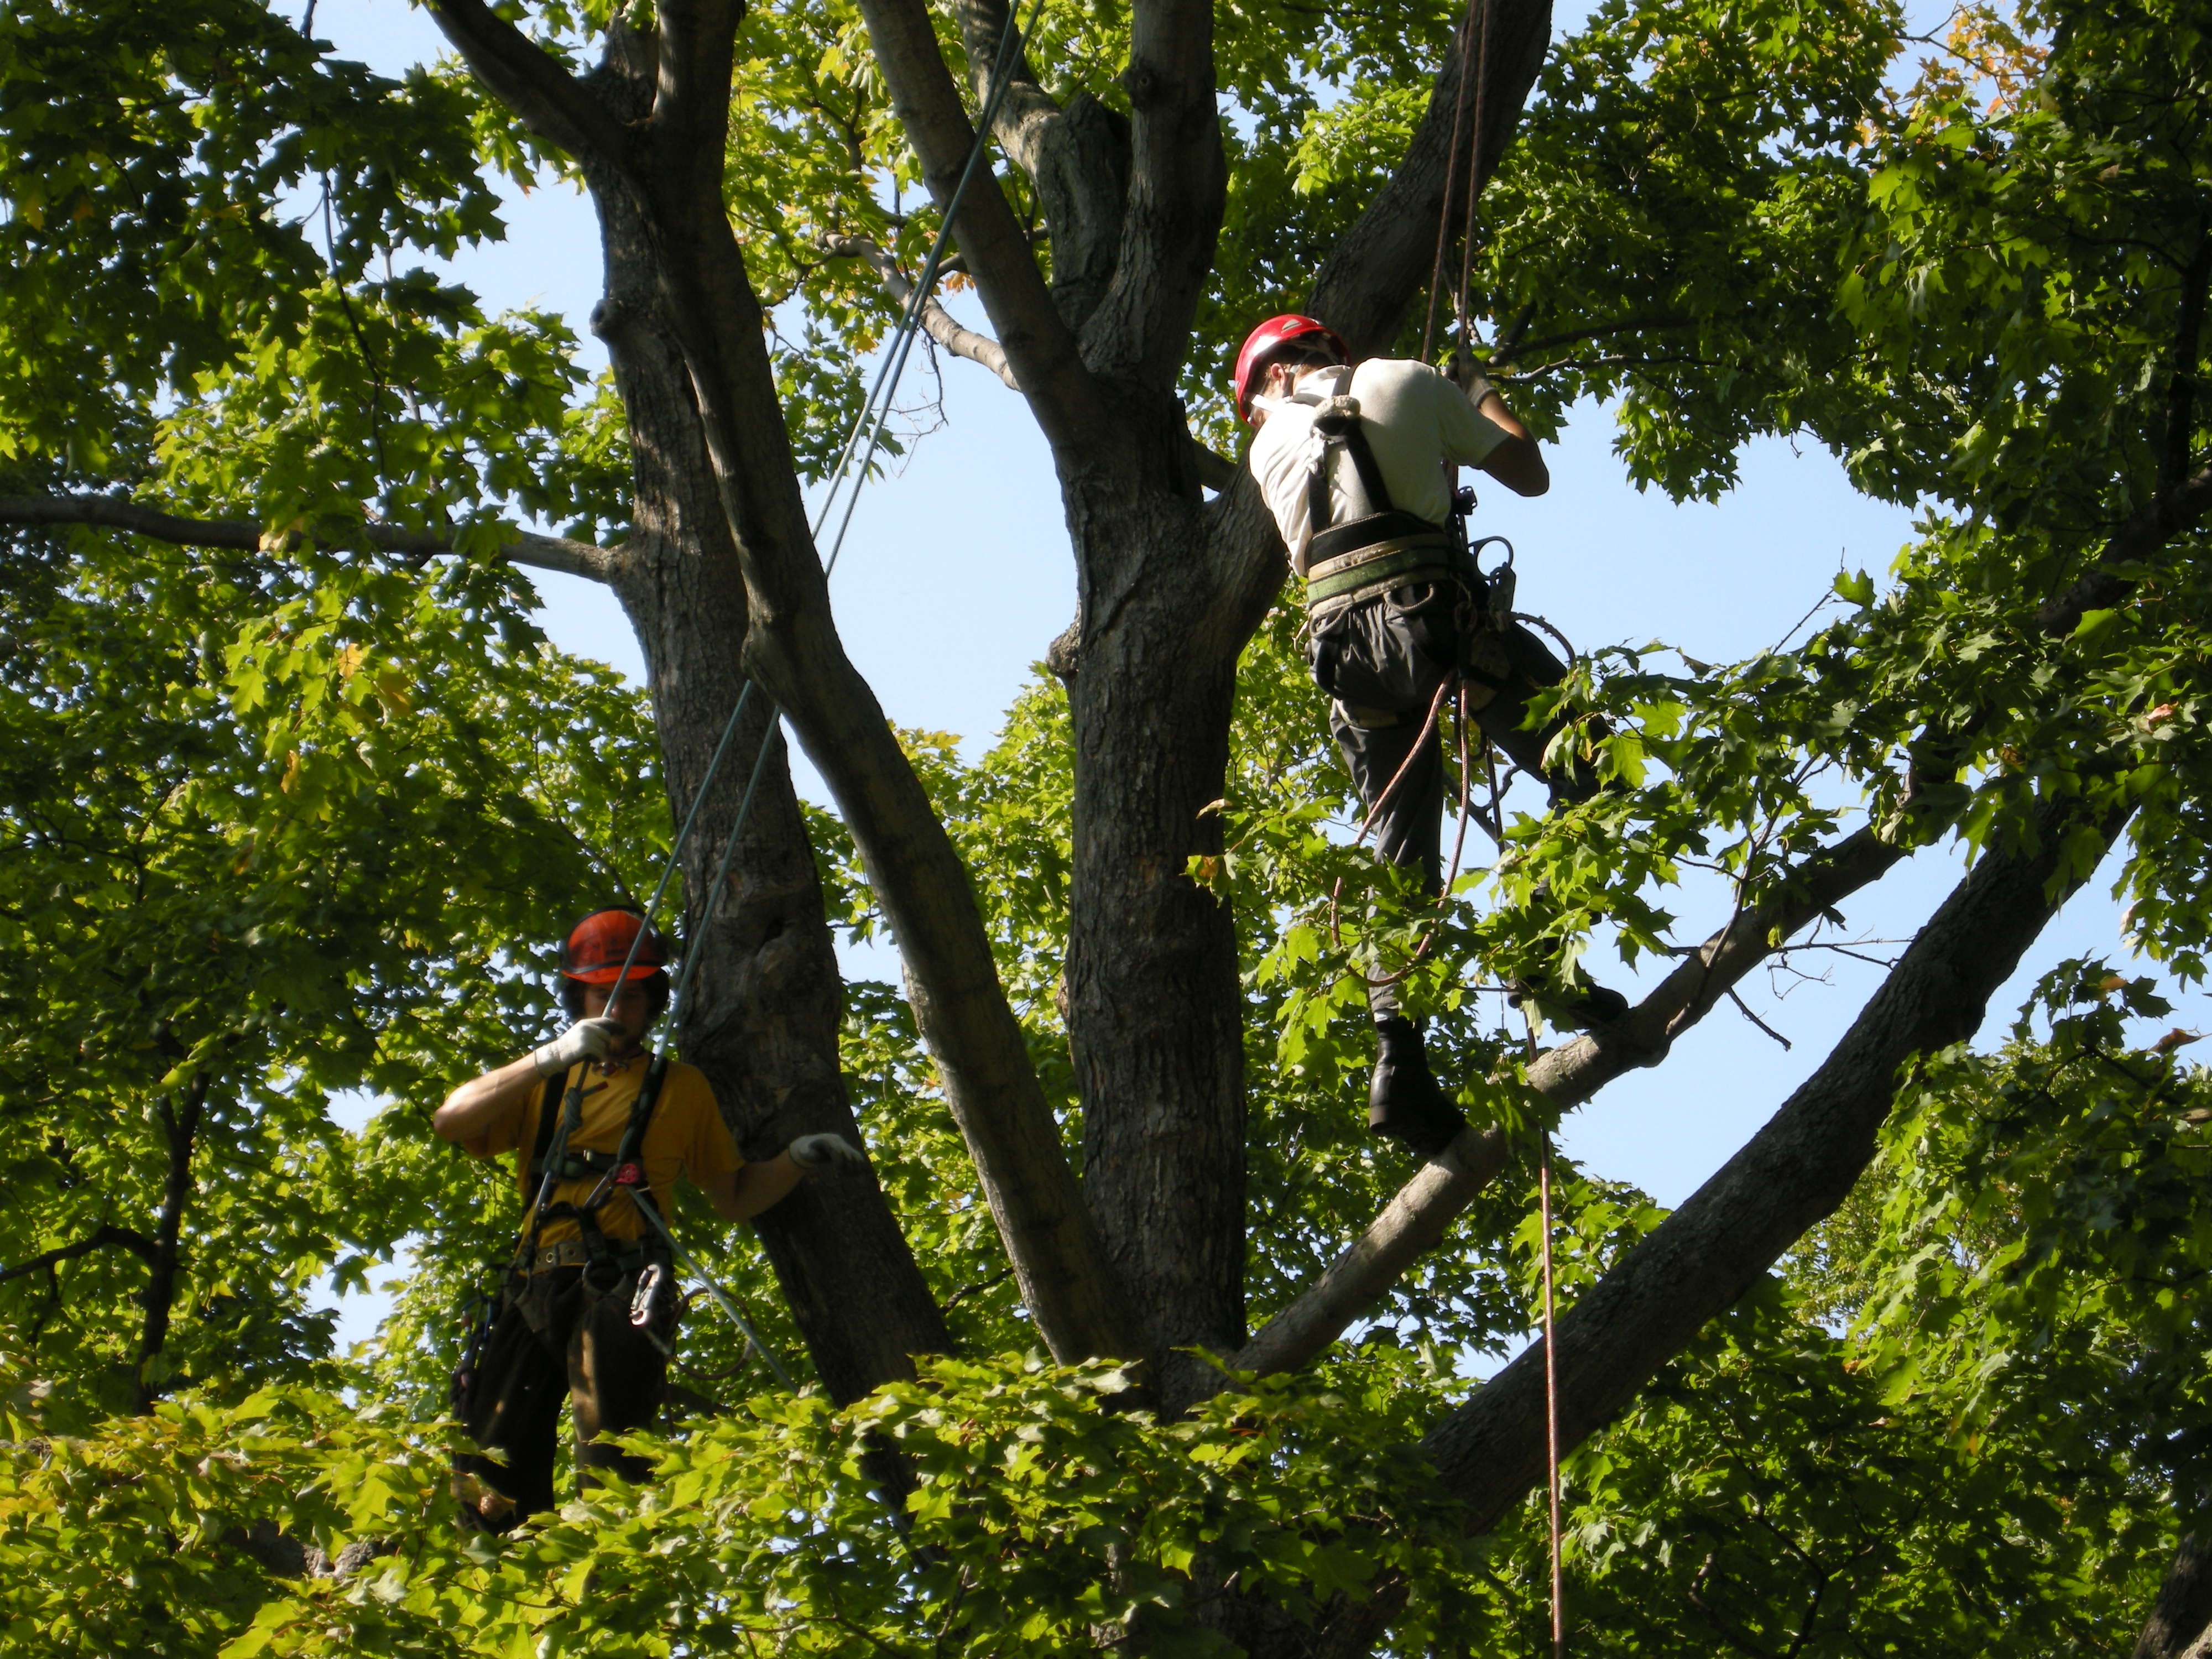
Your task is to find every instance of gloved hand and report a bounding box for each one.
[531,1016,624,1078]
[787,1133,868,1173]
[1446,348,1494,409]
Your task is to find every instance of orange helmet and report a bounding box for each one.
[559,908,671,985]
[1232,313,1348,421]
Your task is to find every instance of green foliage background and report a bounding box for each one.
[4,0,2211,1651]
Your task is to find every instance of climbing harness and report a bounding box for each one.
[1296,374,1466,617]
[456,0,1047,1402]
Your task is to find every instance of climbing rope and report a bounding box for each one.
[1420,0,1495,364]
[503,0,1047,1386]
[1538,1130,1565,1657]
[1413,17,1569,1636]
[1520,1007,1566,1658]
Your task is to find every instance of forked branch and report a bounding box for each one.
[423,0,640,170]
[852,0,1105,450]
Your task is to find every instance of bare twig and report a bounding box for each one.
[818,232,1020,389]
[1726,987,1792,1051]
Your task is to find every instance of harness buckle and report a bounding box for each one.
[613,1162,645,1187]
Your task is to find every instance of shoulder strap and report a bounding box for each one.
[613,1053,670,1166]
[1306,381,1399,533]
[1335,421,1396,518]
[528,1072,564,1171]
[602,1052,674,1222]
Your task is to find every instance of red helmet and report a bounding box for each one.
[1232,314,1348,421]
[559,908,672,985]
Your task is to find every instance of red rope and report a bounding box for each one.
[1420,0,1486,363]
[1540,1128,1564,1657]
[1455,0,1495,349]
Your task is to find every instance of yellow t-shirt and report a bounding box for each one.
[466,1053,741,1245]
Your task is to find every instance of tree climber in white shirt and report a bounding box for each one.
[1237,313,1618,1157]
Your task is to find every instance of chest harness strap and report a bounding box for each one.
[516,1053,674,1286]
[1298,374,1473,613]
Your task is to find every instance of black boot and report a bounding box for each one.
[1368,1016,1468,1157]
[1507,975,1629,1030]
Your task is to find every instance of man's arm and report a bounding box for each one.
[1471,395,1549,497]
[1446,354,1550,497]
[431,1017,624,1143]
[702,1154,807,1220]
[432,1055,541,1144]
[701,1134,869,1221]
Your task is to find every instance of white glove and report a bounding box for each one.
[1446,349,1495,408]
[531,1017,624,1078]
[787,1133,868,1173]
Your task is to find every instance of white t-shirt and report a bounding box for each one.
[1248,358,1509,575]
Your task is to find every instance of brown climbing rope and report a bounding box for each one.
[1540,1128,1565,1658]
[1420,0,1496,364]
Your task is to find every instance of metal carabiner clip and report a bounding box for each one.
[630,1261,666,1328]
[629,1260,675,1354]
[1469,535,1517,619]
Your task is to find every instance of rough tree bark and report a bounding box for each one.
[425,0,1146,1370]
[578,33,951,1400]
[2136,1530,2212,1659]
[865,0,1556,1411]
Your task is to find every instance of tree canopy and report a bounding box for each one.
[4,0,2211,1652]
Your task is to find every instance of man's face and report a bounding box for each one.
[581,979,653,1051]
[1247,354,1336,426]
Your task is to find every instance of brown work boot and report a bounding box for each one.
[1368,1017,1468,1157]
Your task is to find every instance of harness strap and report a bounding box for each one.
[1305,540,1462,608]
[526,1072,562,1182]
[1302,374,1400,538]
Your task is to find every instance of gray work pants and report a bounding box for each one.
[1306,579,1590,1014]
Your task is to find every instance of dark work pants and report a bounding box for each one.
[1307,580,1589,1015]
[455,1259,672,1526]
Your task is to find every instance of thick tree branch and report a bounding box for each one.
[951,0,1133,334]
[1305,0,1554,358]
[1233,825,1904,1376]
[1080,0,1227,384]
[2162,217,2211,493]
[0,494,630,582]
[852,0,1106,451]
[820,234,1020,389]
[2032,463,2212,637]
[424,0,639,169]
[0,1221,159,1285]
[948,0,1065,179]
[1245,461,2212,1380]
[134,1071,208,1414]
[1420,794,2129,1536]
[551,21,1147,1370]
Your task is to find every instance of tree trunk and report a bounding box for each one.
[2136,1531,2212,1659]
[580,41,951,1401]
[132,1071,206,1414]
[1062,435,1254,1411]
